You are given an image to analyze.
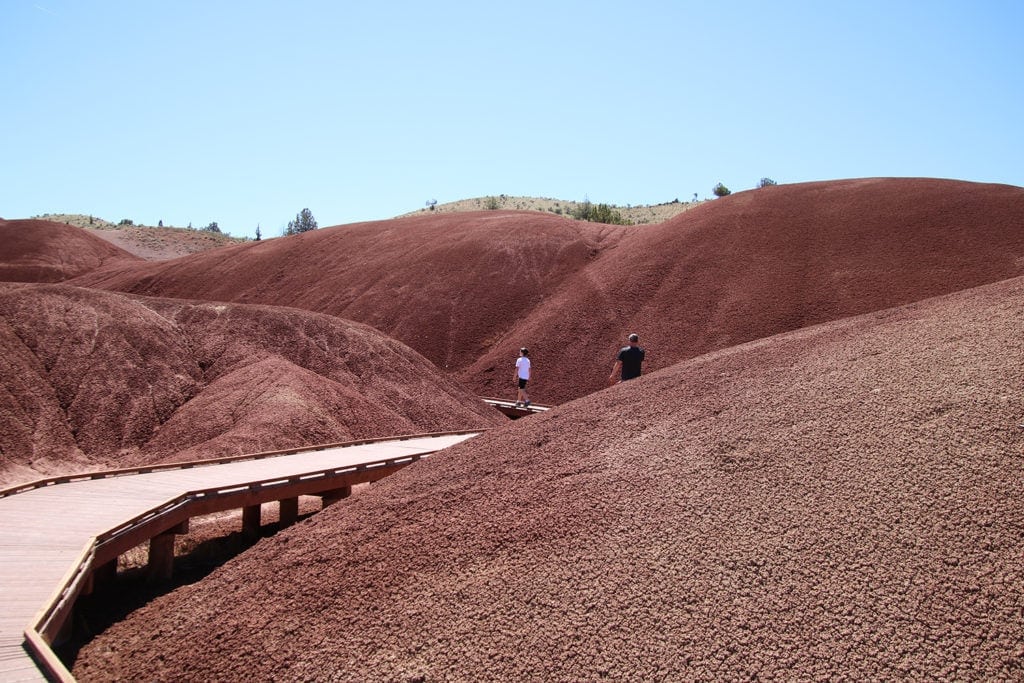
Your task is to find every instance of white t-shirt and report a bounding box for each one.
[515,356,531,380]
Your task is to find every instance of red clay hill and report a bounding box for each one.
[70,178,1024,402]
[0,283,500,486]
[72,211,622,377]
[0,218,140,282]
[72,274,1024,681]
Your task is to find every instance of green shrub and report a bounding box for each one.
[569,200,632,225]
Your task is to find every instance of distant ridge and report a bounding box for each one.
[0,218,139,282]
[31,213,246,261]
[398,194,701,224]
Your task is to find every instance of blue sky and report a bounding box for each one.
[2,1,1022,239]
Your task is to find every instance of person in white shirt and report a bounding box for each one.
[514,347,532,408]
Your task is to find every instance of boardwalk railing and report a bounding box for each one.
[0,429,483,499]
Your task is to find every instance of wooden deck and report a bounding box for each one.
[482,397,550,419]
[0,431,480,682]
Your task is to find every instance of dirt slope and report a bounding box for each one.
[85,224,245,261]
[71,275,1024,681]
[28,213,246,261]
[0,284,500,486]
[0,219,139,282]
[468,177,1024,401]
[72,210,624,373]
[70,179,1024,403]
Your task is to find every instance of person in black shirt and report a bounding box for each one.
[609,333,645,384]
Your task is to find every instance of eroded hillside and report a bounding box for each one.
[0,284,500,485]
[68,178,1024,402]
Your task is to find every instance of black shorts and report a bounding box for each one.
[518,378,528,389]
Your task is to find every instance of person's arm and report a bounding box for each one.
[609,360,621,384]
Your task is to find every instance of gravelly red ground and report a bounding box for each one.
[0,283,500,485]
[0,219,139,282]
[69,179,1024,402]
[70,210,620,379]
[71,275,1024,681]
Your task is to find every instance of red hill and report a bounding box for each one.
[71,179,1024,403]
[0,284,500,485]
[72,275,1024,681]
[469,178,1024,400]
[69,210,623,371]
[0,219,140,282]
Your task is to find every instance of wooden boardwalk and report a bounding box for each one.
[481,397,550,419]
[0,431,479,682]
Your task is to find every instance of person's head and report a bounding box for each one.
[520,347,529,357]
[628,333,639,345]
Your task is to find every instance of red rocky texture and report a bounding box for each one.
[71,210,620,376]
[72,274,1024,681]
[0,283,501,485]
[68,179,1024,403]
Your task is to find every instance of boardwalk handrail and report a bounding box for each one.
[15,430,484,681]
[0,429,485,499]
[94,449,433,549]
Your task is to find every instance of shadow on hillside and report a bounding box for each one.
[56,511,318,670]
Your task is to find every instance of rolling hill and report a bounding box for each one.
[0,219,140,282]
[69,178,1024,402]
[71,273,1024,681]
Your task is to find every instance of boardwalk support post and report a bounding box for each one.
[320,485,352,508]
[146,520,189,583]
[279,497,299,528]
[89,558,118,593]
[242,504,261,538]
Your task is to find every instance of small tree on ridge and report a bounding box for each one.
[286,208,318,235]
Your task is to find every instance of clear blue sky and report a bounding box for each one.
[2,1,1022,239]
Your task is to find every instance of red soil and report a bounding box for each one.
[70,179,1024,402]
[0,219,139,282]
[0,283,500,485]
[71,275,1024,681]
[71,210,621,376]
[4,177,1024,679]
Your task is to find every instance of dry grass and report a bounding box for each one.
[31,213,246,260]
[399,195,703,224]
